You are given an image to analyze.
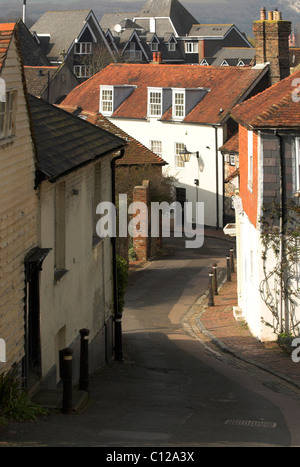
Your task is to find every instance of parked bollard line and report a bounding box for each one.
[62,347,73,414]
[79,328,90,392]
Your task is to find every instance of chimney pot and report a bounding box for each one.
[260,7,266,21]
[268,11,273,20]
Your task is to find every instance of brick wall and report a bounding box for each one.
[253,16,291,85]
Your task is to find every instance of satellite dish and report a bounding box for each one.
[114,24,122,33]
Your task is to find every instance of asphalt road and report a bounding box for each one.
[1,235,300,449]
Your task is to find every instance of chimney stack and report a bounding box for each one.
[253,8,291,85]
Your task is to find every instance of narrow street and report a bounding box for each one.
[1,235,300,448]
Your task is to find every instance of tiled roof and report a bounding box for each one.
[59,105,167,167]
[231,69,300,129]
[219,132,239,154]
[62,63,267,125]
[0,23,15,69]
[28,94,126,181]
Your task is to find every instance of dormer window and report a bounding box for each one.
[173,90,185,119]
[151,42,159,52]
[100,85,136,117]
[168,42,176,52]
[148,89,162,117]
[100,86,113,115]
[185,42,198,54]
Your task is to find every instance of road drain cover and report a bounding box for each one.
[225,419,277,428]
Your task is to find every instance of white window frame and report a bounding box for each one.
[0,90,17,141]
[248,130,253,192]
[73,65,91,78]
[172,89,185,120]
[221,60,229,66]
[148,88,162,117]
[175,142,185,169]
[100,86,114,116]
[168,42,176,52]
[75,42,92,54]
[150,140,162,157]
[185,42,198,54]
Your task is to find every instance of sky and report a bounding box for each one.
[0,0,299,36]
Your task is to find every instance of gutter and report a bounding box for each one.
[213,125,220,229]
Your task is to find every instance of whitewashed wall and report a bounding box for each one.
[110,117,224,228]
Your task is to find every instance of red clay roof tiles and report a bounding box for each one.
[0,24,15,69]
[62,63,267,125]
[231,69,300,129]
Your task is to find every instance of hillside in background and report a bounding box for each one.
[0,0,299,37]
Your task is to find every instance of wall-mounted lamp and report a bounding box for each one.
[179,146,199,163]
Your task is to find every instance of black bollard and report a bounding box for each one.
[79,328,90,391]
[62,347,73,414]
[213,263,218,295]
[114,313,123,362]
[208,270,214,306]
[226,255,231,282]
[230,248,235,273]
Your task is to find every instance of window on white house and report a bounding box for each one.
[173,91,185,120]
[100,87,113,115]
[248,130,253,191]
[230,154,235,166]
[75,42,92,54]
[175,142,185,169]
[148,89,162,117]
[150,140,162,157]
[0,90,17,141]
[73,65,91,78]
[185,42,198,53]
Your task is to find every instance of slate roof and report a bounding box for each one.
[27,94,126,181]
[189,24,234,38]
[136,0,198,36]
[62,63,268,126]
[30,10,101,61]
[59,106,167,167]
[17,19,50,66]
[209,47,255,67]
[0,23,15,69]
[231,69,300,129]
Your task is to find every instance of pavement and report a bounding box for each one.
[183,228,300,392]
[33,227,300,412]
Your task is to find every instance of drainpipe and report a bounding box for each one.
[111,149,125,361]
[214,126,220,229]
[274,131,288,334]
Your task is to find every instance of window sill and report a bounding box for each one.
[54,268,68,283]
[0,135,16,147]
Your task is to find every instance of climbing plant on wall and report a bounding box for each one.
[259,199,300,337]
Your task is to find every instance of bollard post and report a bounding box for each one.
[230,248,235,273]
[212,263,218,295]
[79,328,90,391]
[62,347,73,414]
[208,270,214,307]
[226,255,231,282]
[114,313,123,362]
